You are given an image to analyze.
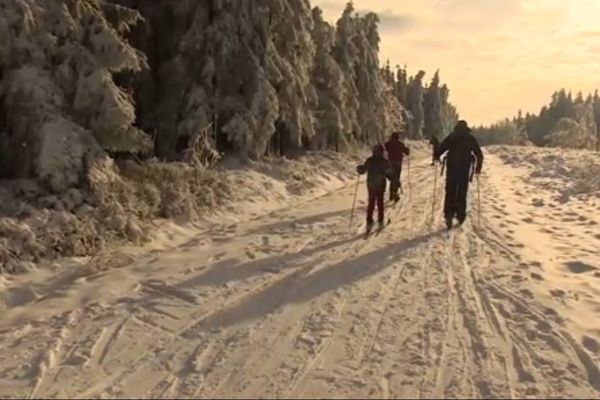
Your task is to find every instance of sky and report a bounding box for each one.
[313,0,600,125]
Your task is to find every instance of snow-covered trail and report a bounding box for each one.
[1,149,600,399]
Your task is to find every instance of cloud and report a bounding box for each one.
[313,0,342,13]
[357,8,417,33]
[314,2,417,33]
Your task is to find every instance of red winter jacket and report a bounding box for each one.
[385,139,410,165]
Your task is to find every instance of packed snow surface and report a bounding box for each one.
[1,144,600,398]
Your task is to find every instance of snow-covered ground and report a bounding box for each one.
[1,143,599,399]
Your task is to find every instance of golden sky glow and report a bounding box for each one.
[314,0,600,125]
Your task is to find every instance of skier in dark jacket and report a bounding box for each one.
[384,132,410,203]
[429,136,440,166]
[357,144,393,233]
[434,120,484,229]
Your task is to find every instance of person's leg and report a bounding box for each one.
[444,174,458,228]
[377,187,385,225]
[389,166,400,201]
[397,165,403,199]
[366,188,376,227]
[456,173,470,224]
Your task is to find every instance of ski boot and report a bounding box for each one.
[445,216,453,230]
[365,221,374,238]
[378,219,386,232]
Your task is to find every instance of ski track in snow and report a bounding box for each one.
[0,147,599,399]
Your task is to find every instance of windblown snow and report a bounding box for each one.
[0,143,599,399]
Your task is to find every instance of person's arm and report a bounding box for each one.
[384,141,391,155]
[356,158,370,175]
[384,160,393,179]
[402,143,410,156]
[434,136,451,160]
[471,137,484,173]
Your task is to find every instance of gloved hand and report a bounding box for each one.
[356,165,366,175]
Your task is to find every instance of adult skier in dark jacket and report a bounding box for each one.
[384,132,410,203]
[434,120,484,229]
[357,144,392,233]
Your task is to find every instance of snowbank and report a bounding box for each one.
[490,145,600,200]
[0,150,363,274]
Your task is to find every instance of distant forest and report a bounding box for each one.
[473,89,600,151]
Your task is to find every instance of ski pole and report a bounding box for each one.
[407,155,412,203]
[431,163,438,224]
[349,175,360,228]
[477,174,482,227]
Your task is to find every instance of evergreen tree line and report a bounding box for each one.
[0,0,459,192]
[473,89,600,151]
[122,0,459,160]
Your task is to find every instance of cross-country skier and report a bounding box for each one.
[429,135,440,166]
[357,144,393,234]
[434,120,484,229]
[384,132,410,203]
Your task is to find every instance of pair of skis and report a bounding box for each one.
[363,197,401,239]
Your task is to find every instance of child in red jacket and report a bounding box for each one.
[357,144,393,233]
[384,132,410,203]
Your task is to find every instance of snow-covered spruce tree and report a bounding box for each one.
[310,6,349,151]
[267,0,317,154]
[395,65,409,106]
[329,3,396,146]
[382,79,405,136]
[423,70,443,141]
[440,83,459,136]
[331,2,361,144]
[406,70,426,139]
[354,11,388,144]
[0,0,150,191]
[593,90,600,151]
[381,60,395,87]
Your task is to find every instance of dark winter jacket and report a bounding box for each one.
[384,139,410,166]
[357,155,392,191]
[435,126,483,177]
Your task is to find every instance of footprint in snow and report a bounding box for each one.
[519,289,534,299]
[565,261,597,274]
[582,336,600,354]
[531,272,544,281]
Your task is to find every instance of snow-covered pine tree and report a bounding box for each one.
[406,70,426,139]
[0,0,150,191]
[423,70,443,141]
[311,6,348,151]
[440,83,459,136]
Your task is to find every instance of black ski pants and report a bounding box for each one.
[444,169,470,223]
[367,187,385,225]
[388,163,402,201]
